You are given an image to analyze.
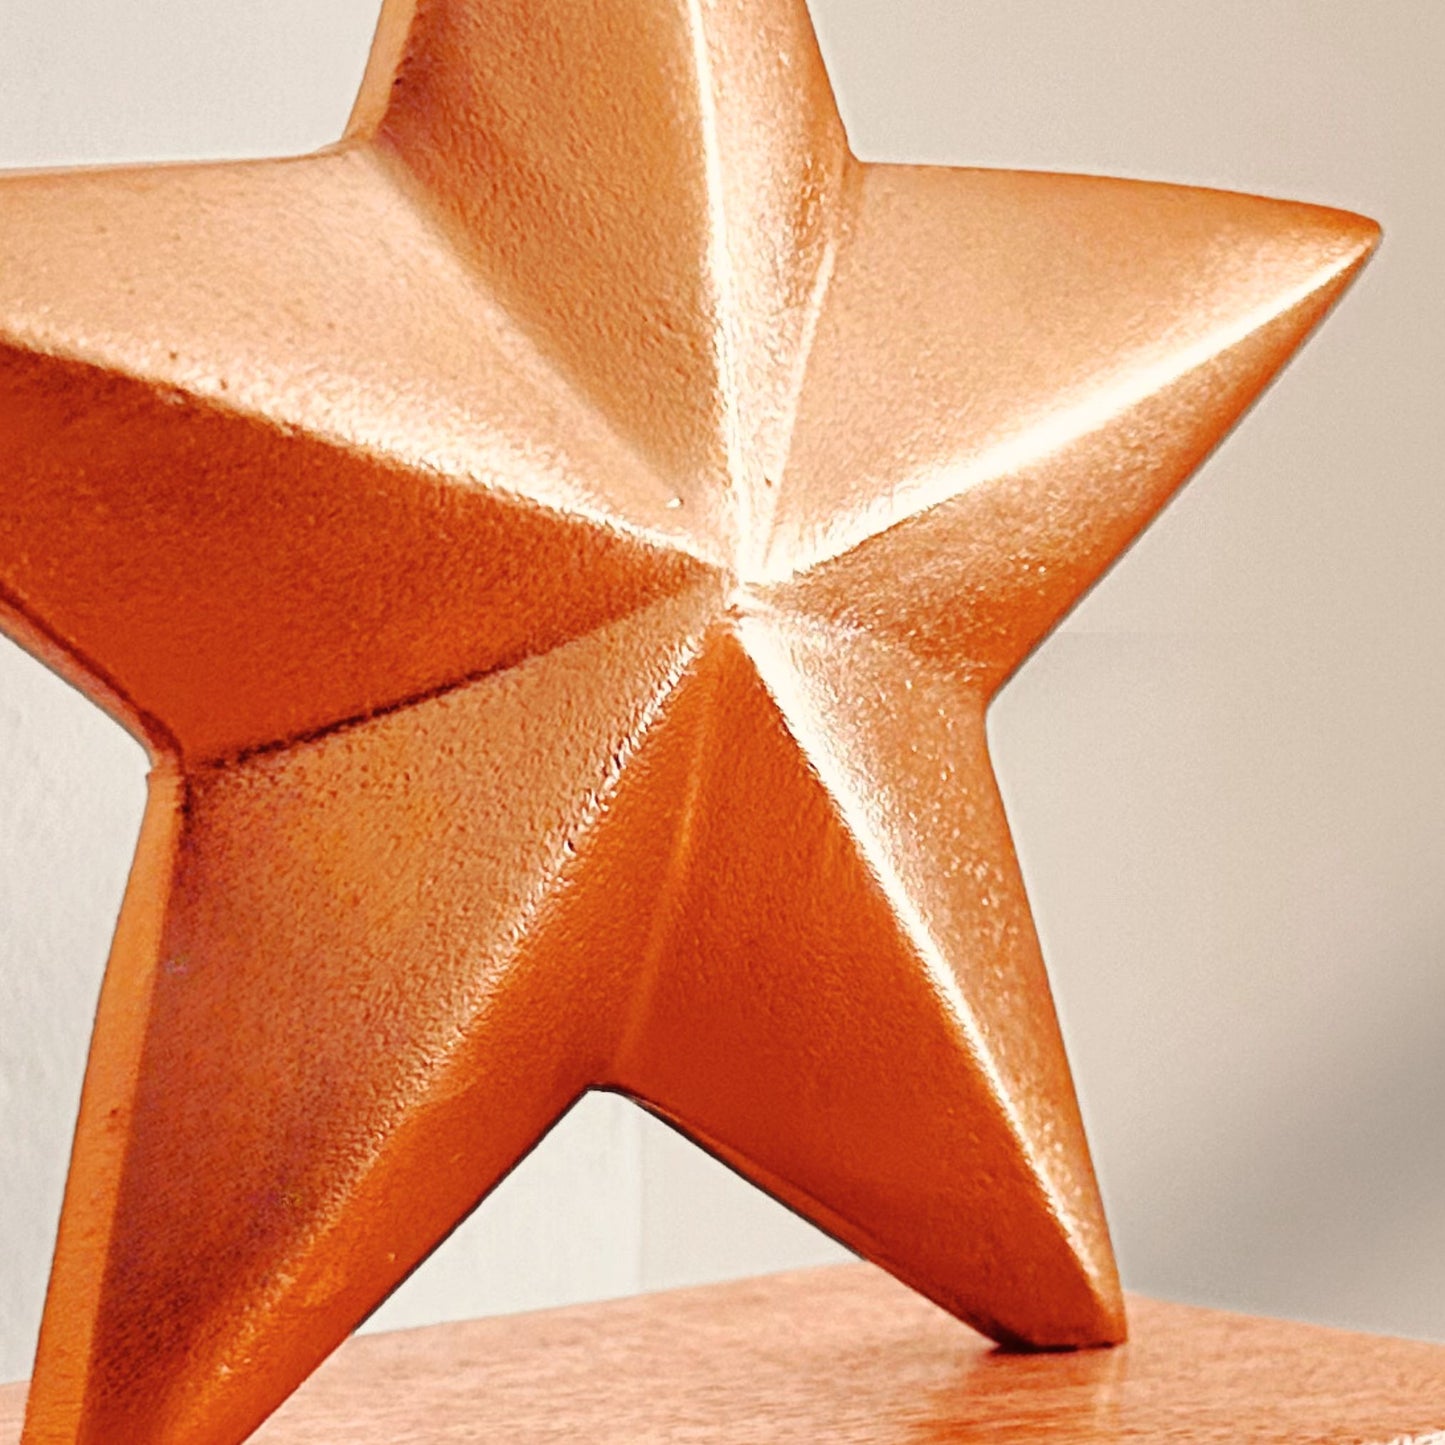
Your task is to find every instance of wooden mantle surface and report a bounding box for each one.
[3,1264,1443,1443]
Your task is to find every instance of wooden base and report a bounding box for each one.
[3,1264,1443,1442]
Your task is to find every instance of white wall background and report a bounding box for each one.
[0,0,1440,1385]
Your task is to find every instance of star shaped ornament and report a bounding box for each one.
[1,1,1376,1440]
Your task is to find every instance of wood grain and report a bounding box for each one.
[3,1264,1442,1443]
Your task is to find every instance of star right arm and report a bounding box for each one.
[759,164,1378,690]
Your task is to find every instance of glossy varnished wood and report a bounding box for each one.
[3,1264,1442,1443]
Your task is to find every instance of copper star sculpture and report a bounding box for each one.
[0,1,1377,1441]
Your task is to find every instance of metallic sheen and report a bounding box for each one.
[0,2,1377,1441]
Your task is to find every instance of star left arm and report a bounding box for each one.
[0,150,705,762]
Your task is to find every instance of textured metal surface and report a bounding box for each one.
[0,1,1376,1441]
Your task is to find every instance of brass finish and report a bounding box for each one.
[0,2,1377,1441]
